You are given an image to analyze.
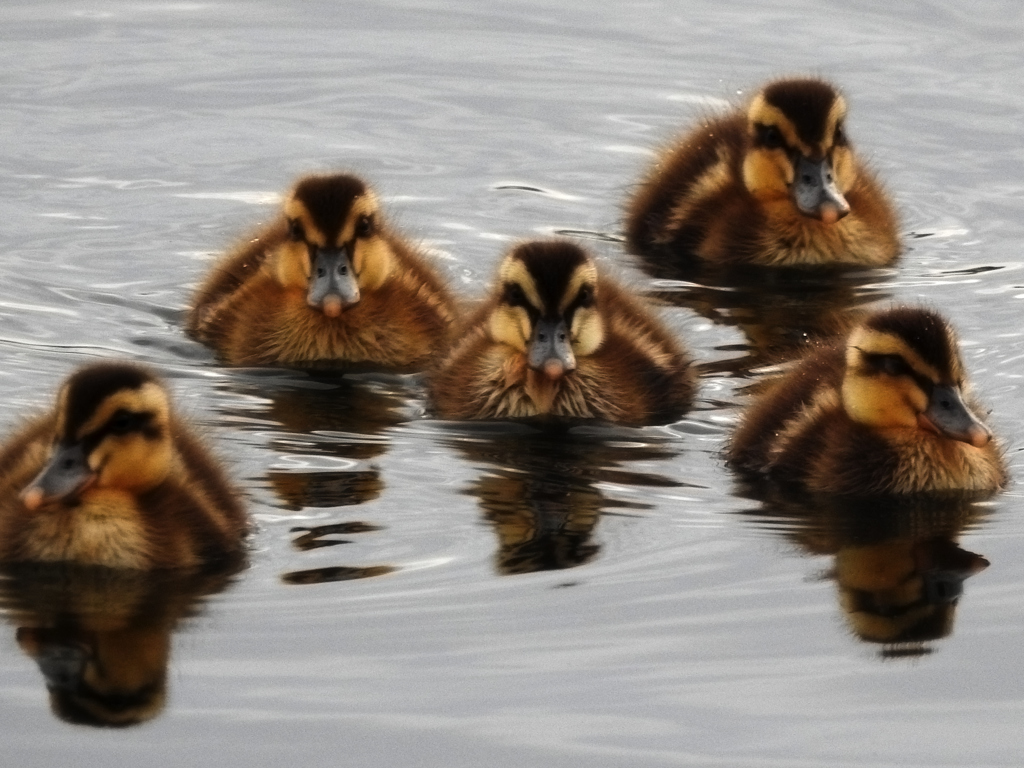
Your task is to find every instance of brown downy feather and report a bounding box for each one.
[187,173,458,370]
[0,362,247,569]
[728,308,1006,496]
[429,240,695,426]
[626,77,900,269]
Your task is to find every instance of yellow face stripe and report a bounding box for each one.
[846,328,944,383]
[560,262,598,314]
[488,305,531,352]
[825,96,848,148]
[342,193,379,243]
[748,96,806,153]
[499,257,543,312]
[283,198,327,246]
[747,93,848,156]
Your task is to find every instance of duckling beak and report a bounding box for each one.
[792,156,850,224]
[527,318,576,380]
[307,247,360,317]
[20,442,95,511]
[918,384,992,448]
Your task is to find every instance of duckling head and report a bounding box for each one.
[841,308,992,447]
[488,241,605,381]
[21,364,174,511]
[743,78,854,224]
[276,174,393,317]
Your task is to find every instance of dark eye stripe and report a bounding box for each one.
[566,284,595,315]
[754,123,785,150]
[78,410,160,452]
[862,352,936,395]
[503,282,527,307]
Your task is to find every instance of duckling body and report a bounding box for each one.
[626,78,900,268]
[728,308,1005,495]
[0,363,247,569]
[187,174,457,369]
[430,240,695,425]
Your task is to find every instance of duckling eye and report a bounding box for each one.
[504,282,527,307]
[107,409,140,435]
[872,354,911,378]
[577,284,594,308]
[756,124,784,150]
[355,214,374,238]
[833,123,847,146]
[288,219,306,242]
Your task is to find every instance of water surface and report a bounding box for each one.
[1,1,1024,766]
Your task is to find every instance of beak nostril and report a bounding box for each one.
[317,268,325,277]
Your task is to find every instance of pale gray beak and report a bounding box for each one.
[527,318,576,380]
[21,442,93,510]
[307,247,360,316]
[923,384,992,448]
[793,155,850,223]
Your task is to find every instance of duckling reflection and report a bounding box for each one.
[0,559,242,727]
[449,426,681,575]
[282,521,396,585]
[219,374,406,511]
[736,490,991,655]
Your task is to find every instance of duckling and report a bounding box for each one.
[187,173,457,369]
[0,362,247,569]
[728,307,1006,495]
[625,77,900,268]
[429,240,695,425]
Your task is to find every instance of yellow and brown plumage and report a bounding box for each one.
[0,362,247,569]
[728,307,1006,496]
[187,173,457,369]
[429,240,695,425]
[626,77,901,268]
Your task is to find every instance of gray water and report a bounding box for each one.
[1,1,1024,765]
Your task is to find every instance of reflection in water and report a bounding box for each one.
[219,374,408,511]
[269,471,382,511]
[290,521,385,551]
[216,374,406,586]
[281,565,396,585]
[447,425,683,575]
[282,522,395,585]
[736,486,991,656]
[644,261,891,375]
[0,559,243,727]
